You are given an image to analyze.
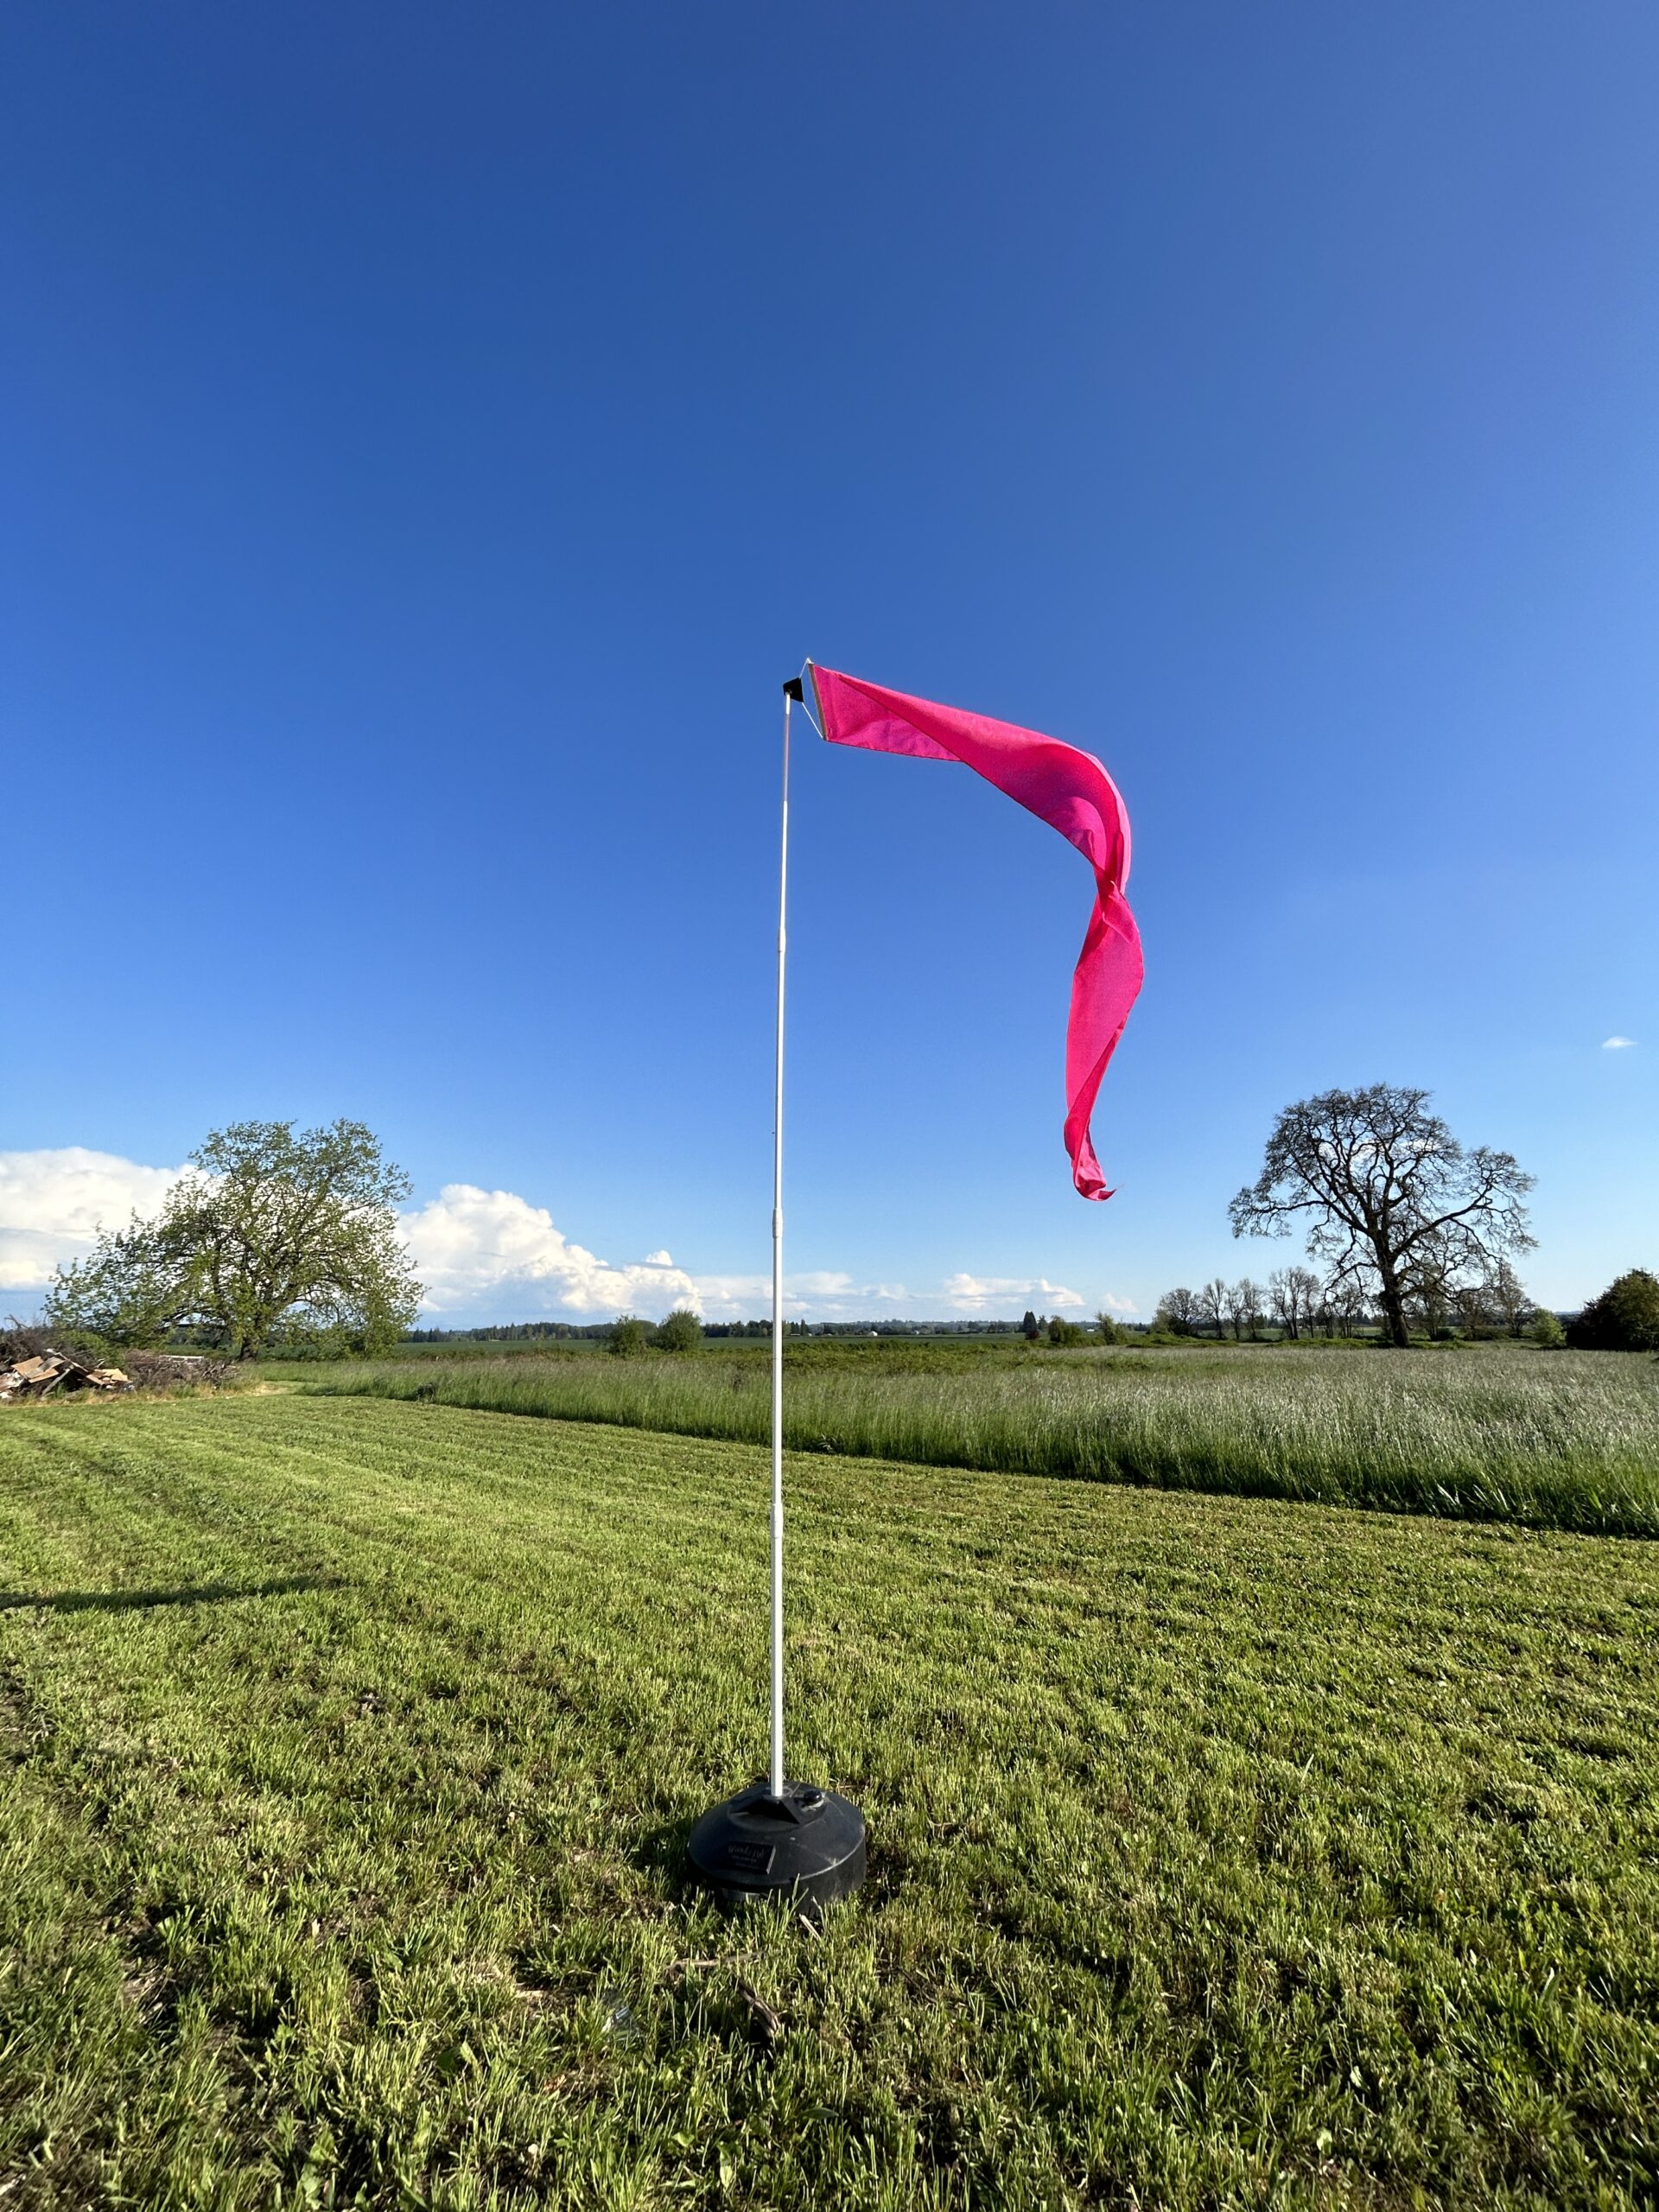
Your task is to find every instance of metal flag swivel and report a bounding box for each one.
[684,676,868,1915]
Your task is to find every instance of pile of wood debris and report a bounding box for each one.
[0,1347,133,1403]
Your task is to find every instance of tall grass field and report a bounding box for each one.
[2,1393,1656,2207]
[291,1342,1659,1537]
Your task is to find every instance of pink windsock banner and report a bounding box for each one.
[808,663,1143,1200]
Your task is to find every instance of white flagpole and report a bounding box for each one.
[769,685,791,1800]
[682,675,862,1907]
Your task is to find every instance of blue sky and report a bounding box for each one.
[4,2,1655,1322]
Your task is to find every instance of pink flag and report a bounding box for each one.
[808,663,1143,1200]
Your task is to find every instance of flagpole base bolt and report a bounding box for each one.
[687,1778,866,1916]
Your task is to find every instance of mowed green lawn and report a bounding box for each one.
[296,1344,1659,1539]
[2,1396,1656,2210]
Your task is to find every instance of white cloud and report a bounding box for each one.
[1602,1035,1637,1050]
[0,1147,1137,1330]
[939,1272,1094,1313]
[0,1147,188,1293]
[685,1270,898,1321]
[404,1211,930,1327]
[401,1185,702,1318]
[685,1269,1111,1323]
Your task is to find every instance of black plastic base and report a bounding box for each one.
[686,1779,867,1915]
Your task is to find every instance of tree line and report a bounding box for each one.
[1152,1261,1558,1344]
[33,1090,1656,1361]
[409,1319,613,1344]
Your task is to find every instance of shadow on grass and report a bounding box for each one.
[0,1574,339,1615]
[632,1807,701,1890]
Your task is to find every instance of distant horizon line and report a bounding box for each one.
[408,1313,1084,1334]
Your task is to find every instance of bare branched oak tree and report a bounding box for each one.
[1230,1277,1265,1340]
[1229,1084,1534,1348]
[1268,1264,1322,1340]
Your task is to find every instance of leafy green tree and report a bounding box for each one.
[1230,1084,1534,1349]
[43,1227,188,1353]
[1154,1287,1198,1337]
[655,1308,702,1353]
[1046,1316,1085,1347]
[1095,1311,1122,1344]
[1531,1309,1567,1348]
[1021,1309,1040,1341]
[1567,1269,1659,1351]
[609,1315,652,1357]
[45,1120,420,1358]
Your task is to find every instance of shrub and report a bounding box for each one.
[1531,1310,1567,1349]
[1567,1270,1659,1352]
[608,1317,652,1357]
[655,1309,702,1354]
[1046,1318,1087,1348]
